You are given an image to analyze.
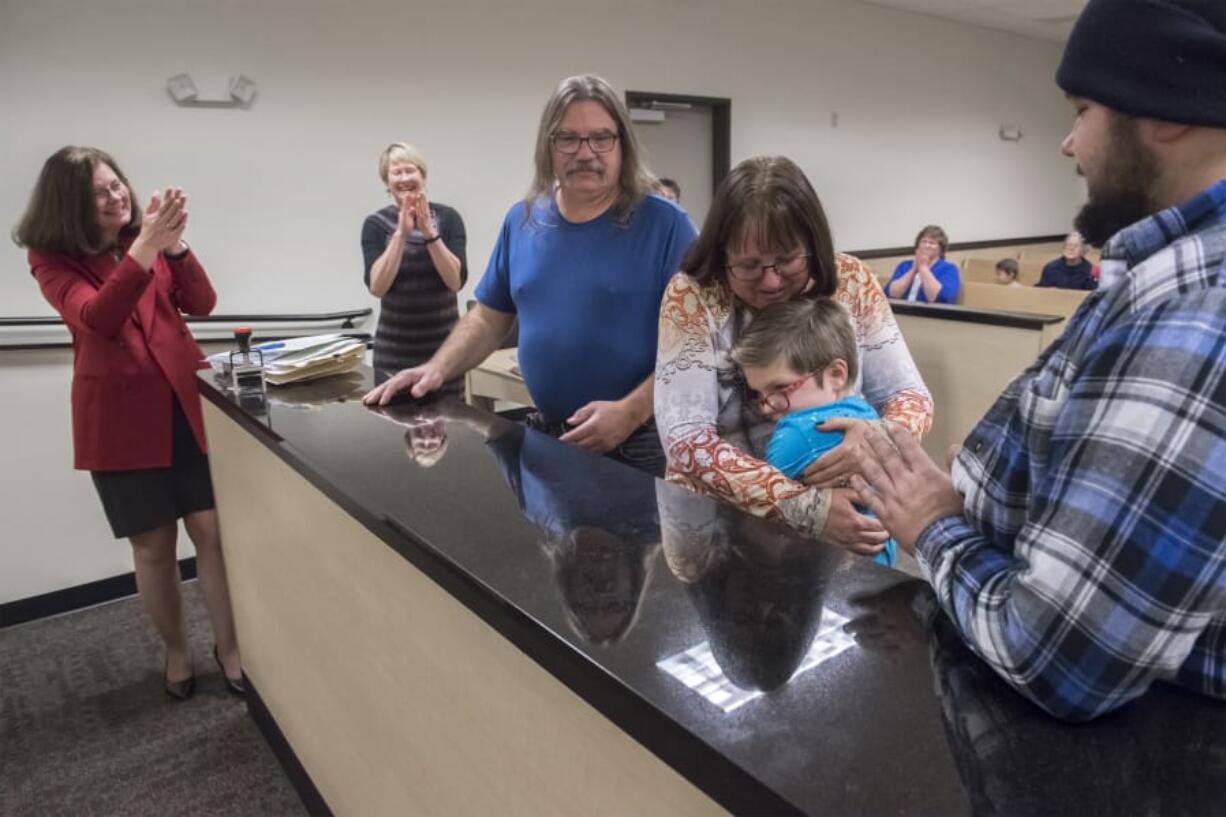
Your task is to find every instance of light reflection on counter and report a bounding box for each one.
[658,608,854,713]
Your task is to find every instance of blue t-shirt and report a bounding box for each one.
[475,193,697,422]
[887,258,961,304]
[765,395,897,567]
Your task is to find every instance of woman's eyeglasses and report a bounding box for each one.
[93,179,125,202]
[726,253,810,282]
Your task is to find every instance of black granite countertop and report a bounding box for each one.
[199,369,1226,817]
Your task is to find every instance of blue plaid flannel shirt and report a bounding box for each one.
[917,179,1226,721]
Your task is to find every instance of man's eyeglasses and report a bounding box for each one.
[726,253,810,282]
[551,132,619,154]
[94,179,125,202]
[748,370,820,415]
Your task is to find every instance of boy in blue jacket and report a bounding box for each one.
[730,298,896,566]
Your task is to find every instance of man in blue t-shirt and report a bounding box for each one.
[1037,230,1098,290]
[365,74,696,476]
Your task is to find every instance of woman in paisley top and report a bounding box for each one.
[655,156,932,556]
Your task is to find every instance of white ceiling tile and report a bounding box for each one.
[855,0,1088,42]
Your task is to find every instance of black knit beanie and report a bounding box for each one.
[1056,0,1226,128]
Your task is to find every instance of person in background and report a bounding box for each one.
[994,258,1023,287]
[1036,230,1096,290]
[852,0,1226,722]
[655,155,932,557]
[14,146,243,699]
[366,74,697,477]
[729,297,897,567]
[657,177,682,204]
[884,225,961,304]
[361,142,467,398]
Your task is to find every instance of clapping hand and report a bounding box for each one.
[139,188,188,252]
[414,192,436,239]
[396,193,417,235]
[128,188,188,268]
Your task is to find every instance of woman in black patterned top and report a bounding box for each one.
[362,142,467,397]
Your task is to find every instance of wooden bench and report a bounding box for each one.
[956,281,1086,347]
[961,257,1045,287]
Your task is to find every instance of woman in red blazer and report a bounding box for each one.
[15,146,242,699]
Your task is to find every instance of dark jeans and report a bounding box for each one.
[525,412,667,478]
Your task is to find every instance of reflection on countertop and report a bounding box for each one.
[200,368,1226,817]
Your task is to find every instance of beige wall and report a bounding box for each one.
[0,349,204,606]
[0,333,369,605]
[2,0,1082,320]
[1,0,1086,603]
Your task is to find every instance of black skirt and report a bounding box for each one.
[91,399,216,539]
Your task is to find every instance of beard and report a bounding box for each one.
[1074,114,1160,247]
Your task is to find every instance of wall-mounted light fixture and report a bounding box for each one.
[166,73,258,108]
[629,108,665,124]
[999,123,1024,142]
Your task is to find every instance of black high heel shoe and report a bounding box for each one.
[164,658,196,701]
[214,645,246,695]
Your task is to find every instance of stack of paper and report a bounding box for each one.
[260,335,366,385]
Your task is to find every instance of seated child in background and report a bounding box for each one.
[995,258,1023,287]
[730,298,897,567]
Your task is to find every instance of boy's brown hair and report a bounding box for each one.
[730,298,858,382]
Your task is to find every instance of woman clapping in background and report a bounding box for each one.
[361,142,468,397]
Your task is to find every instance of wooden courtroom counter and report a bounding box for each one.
[889,300,1065,460]
[199,369,1226,817]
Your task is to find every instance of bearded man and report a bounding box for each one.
[853,0,1226,722]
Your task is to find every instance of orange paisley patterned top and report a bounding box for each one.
[654,253,933,539]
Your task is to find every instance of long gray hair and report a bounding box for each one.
[524,74,657,225]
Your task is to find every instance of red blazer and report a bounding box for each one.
[31,244,217,471]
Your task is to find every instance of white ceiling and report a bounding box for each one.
[855,0,1089,42]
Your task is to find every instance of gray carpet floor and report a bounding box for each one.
[0,582,307,816]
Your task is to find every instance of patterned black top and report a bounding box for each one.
[361,202,467,396]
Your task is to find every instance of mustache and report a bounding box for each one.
[567,162,603,175]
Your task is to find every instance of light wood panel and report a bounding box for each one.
[203,402,725,817]
[958,281,1087,344]
[1019,245,1100,264]
[895,314,1047,460]
[961,257,1045,287]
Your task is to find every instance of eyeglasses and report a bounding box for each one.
[551,132,619,154]
[748,371,820,415]
[726,253,810,282]
[93,179,125,202]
